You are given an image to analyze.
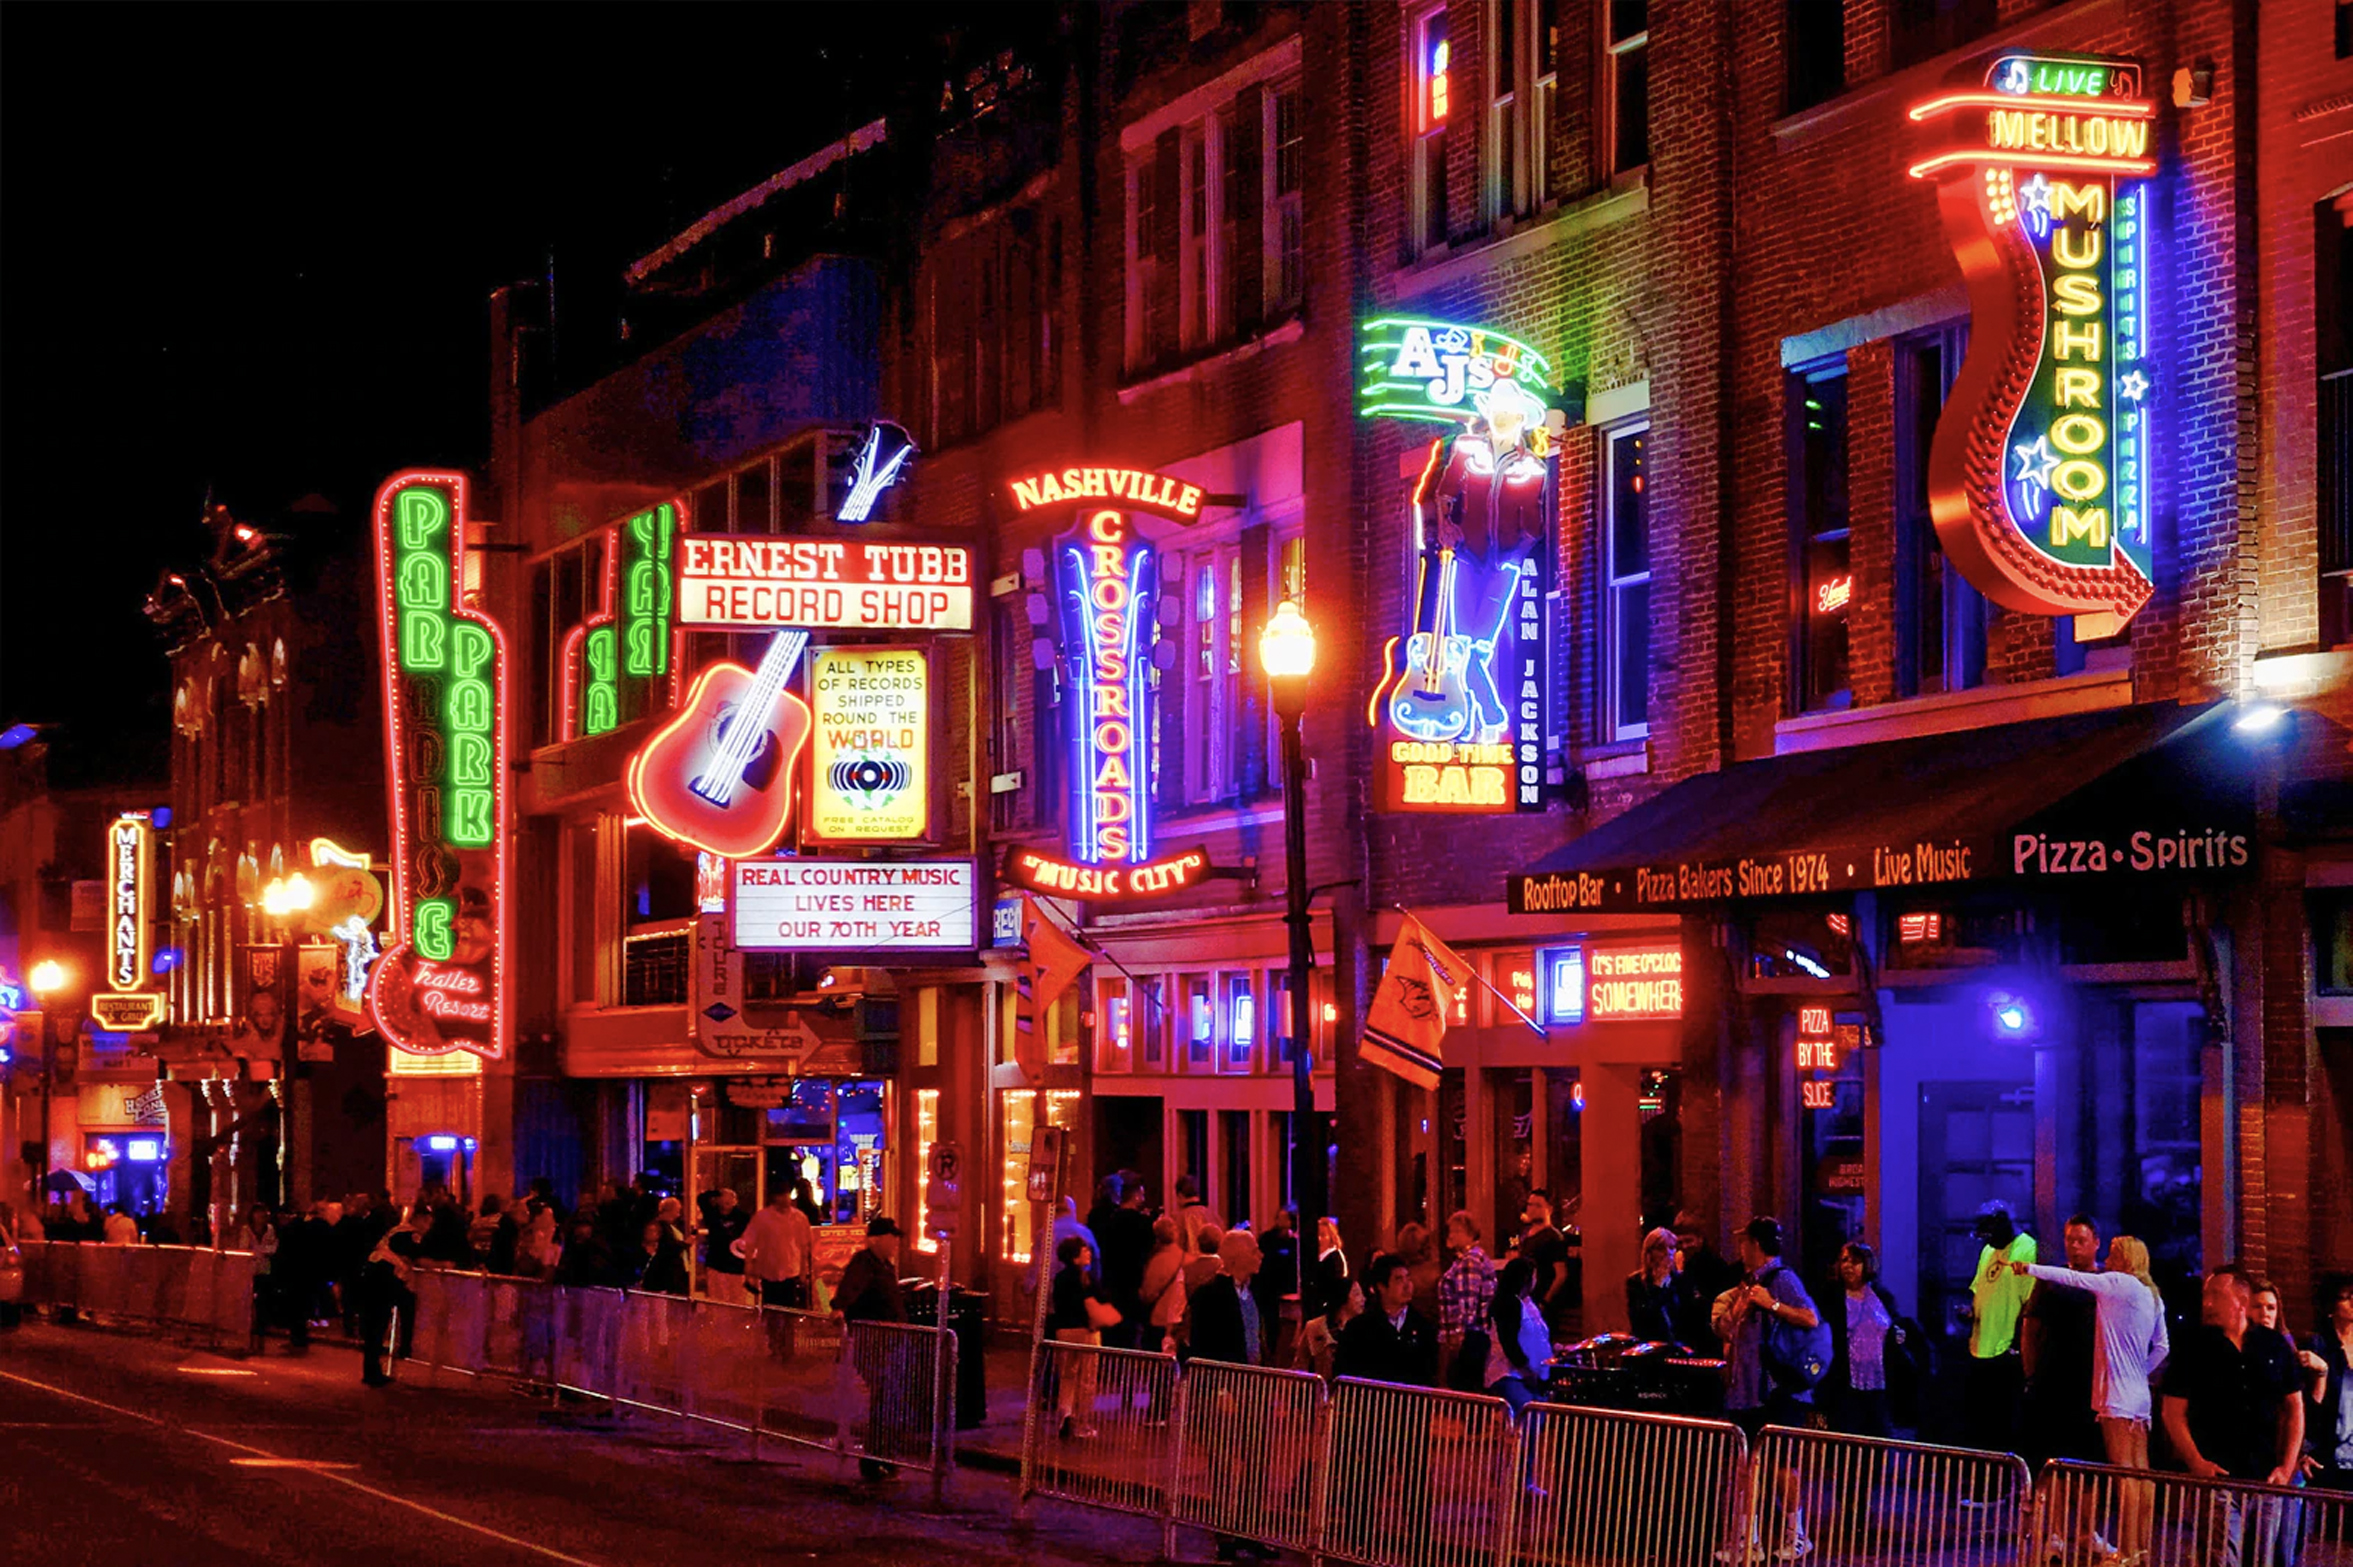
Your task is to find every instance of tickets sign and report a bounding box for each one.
[732,859,975,951]
[678,537,973,631]
[807,647,929,842]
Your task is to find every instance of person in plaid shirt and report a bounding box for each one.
[1438,1211,1498,1392]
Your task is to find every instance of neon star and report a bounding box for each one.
[2117,370,2149,402]
[2016,174,2054,236]
[2012,435,2061,491]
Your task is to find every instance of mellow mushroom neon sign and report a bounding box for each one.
[1910,52,2157,636]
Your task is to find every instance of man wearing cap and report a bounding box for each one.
[1966,1200,2037,1457]
[833,1217,908,1481]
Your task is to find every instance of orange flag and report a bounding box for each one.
[1015,897,1097,1085]
[1362,914,1472,1091]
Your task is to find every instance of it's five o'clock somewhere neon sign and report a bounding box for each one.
[1909,52,2157,637]
[370,472,509,1060]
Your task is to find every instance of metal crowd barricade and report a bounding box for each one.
[11,1241,258,1348]
[612,1289,700,1418]
[1168,1358,1330,1561]
[674,1293,765,1445]
[750,1305,850,1457]
[1018,1341,1179,1520]
[2033,1458,2353,1566]
[843,1319,957,1500]
[481,1274,559,1386]
[1741,1424,2033,1566]
[1321,1377,1523,1567]
[1514,1402,1749,1567]
[551,1285,626,1406]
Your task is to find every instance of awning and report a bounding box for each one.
[1510,702,2260,914]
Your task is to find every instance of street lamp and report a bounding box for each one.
[1258,599,1323,1318]
[28,961,68,1206]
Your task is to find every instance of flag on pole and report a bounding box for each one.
[1362,914,1474,1091]
[1015,897,1097,1085]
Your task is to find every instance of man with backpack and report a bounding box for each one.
[1715,1216,1827,1561]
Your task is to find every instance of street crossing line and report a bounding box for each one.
[0,1367,608,1567]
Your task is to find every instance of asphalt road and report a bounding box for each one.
[0,1320,1160,1567]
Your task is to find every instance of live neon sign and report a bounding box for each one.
[370,471,508,1060]
[1910,52,2157,636]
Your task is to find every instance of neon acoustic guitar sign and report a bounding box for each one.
[1909,53,2157,637]
[626,630,814,858]
[369,472,509,1060]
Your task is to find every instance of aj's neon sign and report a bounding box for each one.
[1360,316,1556,813]
[1910,53,2157,636]
[370,472,508,1060]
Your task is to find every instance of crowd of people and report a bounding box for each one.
[9,1170,2352,1542]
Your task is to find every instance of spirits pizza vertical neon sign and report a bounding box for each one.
[370,471,508,1060]
[1908,53,2157,637]
[1057,509,1158,864]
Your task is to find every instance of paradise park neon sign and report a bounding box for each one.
[1910,52,2157,636]
[369,471,509,1060]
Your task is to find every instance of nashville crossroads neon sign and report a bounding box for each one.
[369,472,509,1060]
[1910,52,2156,635]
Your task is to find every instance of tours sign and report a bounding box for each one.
[369,471,509,1061]
[1359,316,1557,813]
[1909,53,2157,636]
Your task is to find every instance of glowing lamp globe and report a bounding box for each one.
[1261,600,1317,682]
[29,960,67,997]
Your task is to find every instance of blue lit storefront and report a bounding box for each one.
[1510,700,2309,1392]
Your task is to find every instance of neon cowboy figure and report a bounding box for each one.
[1405,377,1549,739]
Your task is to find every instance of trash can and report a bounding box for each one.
[904,1283,990,1429]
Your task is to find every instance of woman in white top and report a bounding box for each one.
[2015,1234,2169,1560]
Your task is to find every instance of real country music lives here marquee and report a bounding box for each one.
[369,472,509,1060]
[1909,51,2158,638]
[1359,318,1556,814]
[1005,463,1228,904]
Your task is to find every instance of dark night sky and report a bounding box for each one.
[2,4,983,755]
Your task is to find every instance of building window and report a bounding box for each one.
[1223,972,1257,1072]
[1180,124,1214,349]
[1096,976,1134,1074]
[1267,80,1305,315]
[2320,198,2353,644]
[990,598,1026,831]
[1605,1,1649,176]
[1485,0,1522,224]
[1789,361,1852,713]
[1125,148,1169,373]
[1181,547,1246,801]
[1601,423,1651,740]
[1786,0,1845,113]
[1000,1089,1080,1263]
[1413,6,1452,252]
[1184,973,1215,1070]
[1889,0,1998,71]
[1533,0,1558,205]
[1896,326,1986,696]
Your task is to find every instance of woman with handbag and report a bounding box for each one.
[1049,1237,1121,1438]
